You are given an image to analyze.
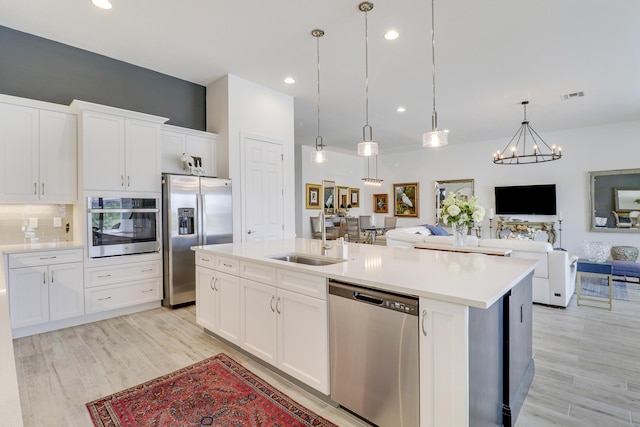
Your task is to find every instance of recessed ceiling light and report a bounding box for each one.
[284,77,295,84]
[92,0,112,9]
[396,106,406,113]
[384,30,399,40]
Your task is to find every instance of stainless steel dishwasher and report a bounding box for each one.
[329,279,419,427]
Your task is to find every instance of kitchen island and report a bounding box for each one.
[193,238,538,427]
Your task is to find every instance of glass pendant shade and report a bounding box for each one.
[422,129,449,147]
[357,141,379,156]
[311,149,327,163]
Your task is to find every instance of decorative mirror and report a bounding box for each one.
[434,179,474,225]
[590,168,640,232]
[322,180,336,214]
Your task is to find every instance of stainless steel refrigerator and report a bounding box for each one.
[162,174,232,307]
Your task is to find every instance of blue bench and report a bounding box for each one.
[612,260,640,282]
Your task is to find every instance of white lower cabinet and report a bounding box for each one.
[8,250,84,329]
[84,259,162,313]
[195,265,241,344]
[419,297,469,427]
[239,261,329,394]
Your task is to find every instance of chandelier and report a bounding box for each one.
[422,0,449,148]
[356,2,379,157]
[493,101,562,165]
[310,29,327,163]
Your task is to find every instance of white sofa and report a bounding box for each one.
[386,226,578,307]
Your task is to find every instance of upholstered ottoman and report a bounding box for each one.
[611,246,639,262]
[611,260,640,282]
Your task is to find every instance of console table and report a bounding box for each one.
[496,220,556,244]
[413,243,512,256]
[576,259,613,310]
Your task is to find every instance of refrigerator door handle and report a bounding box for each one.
[200,193,207,246]
[196,194,203,246]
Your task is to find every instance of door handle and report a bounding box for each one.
[34,182,37,195]
[121,175,124,187]
[209,277,215,291]
[275,297,281,314]
[270,295,276,312]
[127,176,131,187]
[51,270,54,283]
[42,182,45,196]
[421,309,428,336]
[43,271,46,284]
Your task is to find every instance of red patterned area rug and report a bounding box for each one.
[86,353,337,427]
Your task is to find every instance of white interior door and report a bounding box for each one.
[242,135,284,241]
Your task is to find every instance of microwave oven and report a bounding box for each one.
[87,197,161,258]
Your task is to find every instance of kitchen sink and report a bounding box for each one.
[268,253,346,266]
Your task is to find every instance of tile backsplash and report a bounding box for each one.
[0,204,74,245]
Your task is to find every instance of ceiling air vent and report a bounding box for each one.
[561,91,584,101]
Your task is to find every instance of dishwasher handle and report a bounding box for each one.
[353,291,384,306]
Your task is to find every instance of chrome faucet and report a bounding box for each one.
[318,211,332,250]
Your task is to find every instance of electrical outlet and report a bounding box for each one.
[53,217,62,227]
[29,217,38,228]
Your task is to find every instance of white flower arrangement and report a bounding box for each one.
[439,193,485,227]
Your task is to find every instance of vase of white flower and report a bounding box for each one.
[451,223,469,246]
[440,193,486,246]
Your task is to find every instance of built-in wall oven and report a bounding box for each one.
[87,197,161,258]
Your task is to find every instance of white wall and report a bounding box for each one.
[299,146,368,238]
[375,119,640,256]
[207,74,295,241]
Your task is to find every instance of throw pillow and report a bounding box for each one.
[423,224,449,236]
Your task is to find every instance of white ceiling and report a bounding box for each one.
[1,0,639,154]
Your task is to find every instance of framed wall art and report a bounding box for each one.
[373,193,388,213]
[393,182,419,217]
[305,183,321,209]
[349,188,360,208]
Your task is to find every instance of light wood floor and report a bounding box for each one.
[13,281,640,427]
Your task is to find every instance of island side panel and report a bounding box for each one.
[504,272,535,427]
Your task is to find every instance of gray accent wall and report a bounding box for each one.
[0,25,205,130]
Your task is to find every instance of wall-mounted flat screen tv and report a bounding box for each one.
[494,184,557,215]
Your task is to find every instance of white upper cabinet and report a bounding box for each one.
[161,124,217,177]
[72,100,168,193]
[0,100,77,203]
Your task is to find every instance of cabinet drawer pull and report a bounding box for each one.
[222,263,233,268]
[39,256,57,260]
[97,274,112,278]
[200,258,211,262]
[141,289,154,293]
[421,309,428,336]
[97,296,112,301]
[141,268,153,272]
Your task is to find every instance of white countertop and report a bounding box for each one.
[0,241,84,255]
[192,238,537,309]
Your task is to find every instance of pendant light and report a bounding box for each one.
[357,2,379,157]
[362,155,383,186]
[493,101,563,165]
[422,0,449,148]
[310,29,327,163]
